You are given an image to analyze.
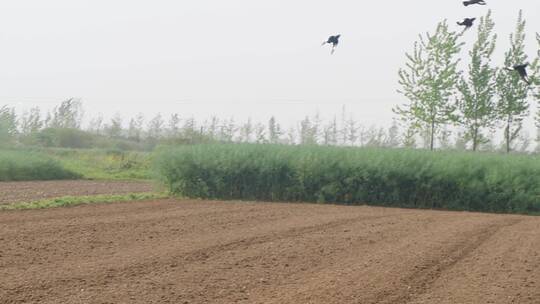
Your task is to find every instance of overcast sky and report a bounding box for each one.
[1,0,539,128]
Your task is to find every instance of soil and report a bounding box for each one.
[0,180,156,205]
[0,199,539,303]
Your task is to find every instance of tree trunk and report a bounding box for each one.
[506,116,511,154]
[430,121,435,151]
[472,128,478,152]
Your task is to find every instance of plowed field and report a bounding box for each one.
[1,199,539,303]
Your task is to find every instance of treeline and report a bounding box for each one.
[0,98,538,153]
[396,11,540,153]
[0,99,406,150]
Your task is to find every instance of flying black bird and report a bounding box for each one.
[457,18,476,29]
[322,34,340,54]
[463,0,486,6]
[505,63,531,85]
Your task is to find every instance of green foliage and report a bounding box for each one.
[42,148,152,180]
[395,21,464,150]
[457,11,498,151]
[0,192,167,210]
[495,11,530,153]
[155,144,540,214]
[0,150,80,181]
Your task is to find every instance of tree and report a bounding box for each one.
[239,118,254,143]
[437,125,453,150]
[454,130,468,150]
[385,120,401,148]
[479,131,496,152]
[167,114,181,138]
[339,105,348,145]
[402,123,417,148]
[365,126,386,148]
[456,11,498,151]
[128,113,144,142]
[205,116,219,141]
[0,106,17,146]
[495,11,530,153]
[49,98,84,129]
[299,116,317,145]
[514,131,531,153]
[19,107,43,135]
[218,118,235,143]
[286,127,296,145]
[147,113,164,139]
[254,123,266,143]
[322,117,338,146]
[105,113,123,138]
[88,113,104,136]
[395,21,463,150]
[534,33,540,152]
[345,115,358,146]
[268,116,282,144]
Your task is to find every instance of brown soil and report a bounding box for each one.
[0,180,156,205]
[0,199,539,304]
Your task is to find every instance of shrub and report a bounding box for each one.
[154,144,540,214]
[0,150,80,181]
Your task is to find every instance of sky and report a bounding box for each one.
[1,0,539,129]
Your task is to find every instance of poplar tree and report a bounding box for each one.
[239,118,254,143]
[19,107,43,135]
[495,11,530,153]
[385,121,401,148]
[128,113,144,141]
[147,113,164,139]
[0,106,17,146]
[322,117,338,146]
[106,113,123,138]
[534,33,540,152]
[167,114,181,138]
[218,118,235,143]
[88,113,104,135]
[456,11,498,151]
[254,123,266,144]
[299,116,317,145]
[395,21,463,150]
[402,123,417,148]
[50,98,83,129]
[267,117,282,144]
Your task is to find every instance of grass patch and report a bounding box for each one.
[38,148,152,180]
[0,149,80,181]
[155,144,540,214]
[0,192,168,210]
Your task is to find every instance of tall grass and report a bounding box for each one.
[155,144,540,214]
[0,150,80,181]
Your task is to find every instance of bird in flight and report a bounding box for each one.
[463,0,486,6]
[322,34,340,55]
[457,18,476,29]
[505,63,531,85]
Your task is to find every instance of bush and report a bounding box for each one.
[0,150,80,181]
[154,144,540,214]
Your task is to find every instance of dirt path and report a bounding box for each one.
[0,180,156,205]
[0,199,539,303]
